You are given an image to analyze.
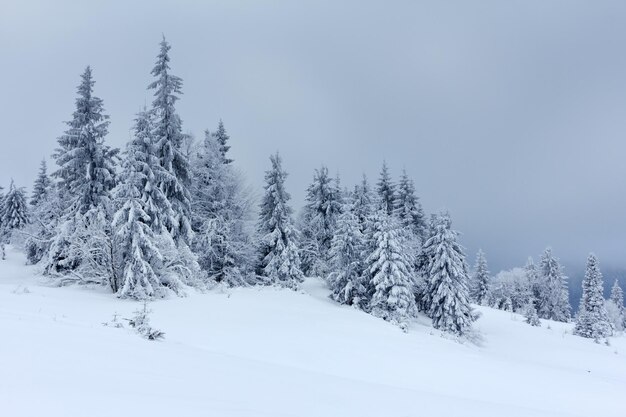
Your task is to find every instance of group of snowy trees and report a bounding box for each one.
[469,248,626,339]
[11,38,255,299]
[12,36,626,341]
[469,249,571,322]
[297,163,477,334]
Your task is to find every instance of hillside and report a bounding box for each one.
[0,245,624,417]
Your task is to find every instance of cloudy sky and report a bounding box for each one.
[2,0,626,273]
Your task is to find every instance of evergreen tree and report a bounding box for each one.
[257,153,303,288]
[470,249,490,305]
[607,279,625,331]
[525,257,541,310]
[524,303,541,327]
[376,161,395,216]
[53,66,117,213]
[364,211,416,330]
[394,169,427,243]
[111,109,177,298]
[1,180,29,231]
[352,174,374,233]
[422,213,476,335]
[610,279,624,317]
[191,130,254,286]
[574,254,612,339]
[537,248,571,322]
[46,67,119,276]
[299,166,342,277]
[30,159,52,207]
[212,119,233,164]
[148,36,193,245]
[327,198,366,307]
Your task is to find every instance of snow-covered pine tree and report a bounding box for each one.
[299,166,342,277]
[30,159,52,207]
[212,119,233,164]
[574,253,612,339]
[525,257,541,310]
[0,180,29,232]
[257,153,303,288]
[537,248,571,322]
[352,174,374,233]
[148,36,193,246]
[606,279,625,331]
[470,249,490,305]
[394,169,427,243]
[111,109,175,298]
[364,211,416,330]
[190,129,254,286]
[46,66,119,277]
[327,197,366,307]
[524,303,541,327]
[376,161,395,216]
[421,213,476,335]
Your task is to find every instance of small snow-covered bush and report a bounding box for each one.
[128,302,165,341]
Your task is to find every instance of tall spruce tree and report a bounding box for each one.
[112,110,172,298]
[190,130,254,286]
[537,248,571,322]
[394,169,427,243]
[1,180,29,232]
[148,36,193,245]
[327,197,366,307]
[573,253,612,339]
[46,67,118,276]
[376,161,395,216]
[524,257,541,310]
[53,67,117,213]
[30,159,52,207]
[300,166,342,277]
[421,213,476,335]
[608,279,625,331]
[364,211,416,330]
[257,153,303,288]
[212,119,233,164]
[352,174,374,233]
[471,249,490,305]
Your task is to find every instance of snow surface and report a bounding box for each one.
[0,246,624,417]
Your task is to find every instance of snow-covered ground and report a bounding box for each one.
[0,246,624,417]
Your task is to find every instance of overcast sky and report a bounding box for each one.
[2,0,626,273]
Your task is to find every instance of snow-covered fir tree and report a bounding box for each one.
[524,303,541,327]
[257,153,303,288]
[1,180,29,233]
[30,159,52,207]
[574,253,612,339]
[52,67,117,213]
[421,213,476,335]
[394,169,427,243]
[148,36,193,246]
[376,161,395,216]
[470,249,490,305]
[537,248,571,322]
[46,66,118,276]
[524,257,541,310]
[327,197,366,307]
[299,166,342,277]
[352,174,374,233]
[364,211,416,330]
[111,110,173,298]
[190,129,254,286]
[606,279,625,331]
[212,119,233,164]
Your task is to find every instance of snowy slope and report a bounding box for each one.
[0,245,624,417]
